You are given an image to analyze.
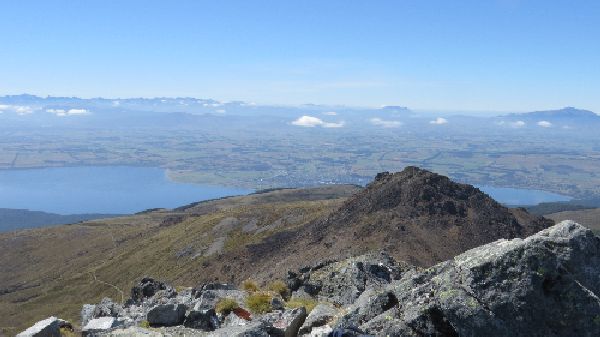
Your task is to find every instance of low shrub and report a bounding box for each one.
[285,297,318,312]
[242,279,259,292]
[215,297,240,316]
[268,280,290,299]
[246,292,272,314]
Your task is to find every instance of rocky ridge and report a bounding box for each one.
[246,166,553,275]
[19,220,600,336]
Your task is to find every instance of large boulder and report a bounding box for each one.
[193,283,237,298]
[207,321,271,337]
[130,277,176,303]
[147,304,186,327]
[82,317,123,336]
[340,221,600,337]
[183,309,220,331]
[262,307,307,337]
[16,317,72,337]
[298,303,338,335]
[287,252,410,305]
[94,326,164,336]
[194,289,247,312]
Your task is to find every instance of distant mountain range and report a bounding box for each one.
[0,208,122,232]
[505,106,599,120]
[1,94,598,132]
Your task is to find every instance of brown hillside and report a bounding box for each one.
[0,169,552,334]
[245,166,553,270]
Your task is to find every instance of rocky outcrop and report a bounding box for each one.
[130,277,176,304]
[16,317,72,337]
[262,307,307,337]
[304,166,554,267]
[337,220,600,336]
[20,220,599,337]
[147,304,187,326]
[286,252,412,305]
[82,317,123,336]
[298,304,338,335]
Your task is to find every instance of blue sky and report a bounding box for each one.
[1,0,599,111]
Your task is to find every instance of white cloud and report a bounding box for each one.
[511,120,526,128]
[0,105,35,114]
[67,109,89,115]
[323,111,337,116]
[429,117,448,125]
[215,109,226,113]
[537,120,552,128]
[291,115,344,128]
[47,108,90,117]
[369,117,403,128]
[292,115,323,127]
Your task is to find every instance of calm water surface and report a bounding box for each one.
[477,185,572,206]
[0,166,573,214]
[0,166,252,214]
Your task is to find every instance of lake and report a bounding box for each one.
[0,166,573,215]
[0,166,252,214]
[477,185,572,206]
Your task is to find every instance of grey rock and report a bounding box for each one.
[94,298,125,318]
[193,283,237,299]
[207,321,271,337]
[288,252,410,305]
[183,309,220,331]
[303,325,333,337]
[262,307,307,337]
[222,312,249,328]
[147,304,186,326]
[130,277,176,303]
[298,303,338,335]
[16,317,72,337]
[344,221,600,337]
[271,296,285,311]
[95,326,164,336]
[194,289,247,311]
[81,303,96,327]
[82,317,122,336]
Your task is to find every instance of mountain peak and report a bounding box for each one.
[307,167,551,266]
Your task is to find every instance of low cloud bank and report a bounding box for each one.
[47,108,90,117]
[369,118,402,128]
[430,117,448,125]
[291,115,344,128]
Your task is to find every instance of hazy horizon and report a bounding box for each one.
[1,1,599,112]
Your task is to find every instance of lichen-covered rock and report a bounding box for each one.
[193,283,237,298]
[342,221,600,337]
[207,321,271,337]
[93,298,126,318]
[82,317,123,336]
[288,252,410,305]
[261,307,307,337]
[95,326,164,336]
[298,303,338,335]
[194,289,247,312]
[147,304,186,327]
[130,278,176,304]
[183,309,220,331]
[16,317,72,337]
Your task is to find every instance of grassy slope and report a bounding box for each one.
[0,185,358,336]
